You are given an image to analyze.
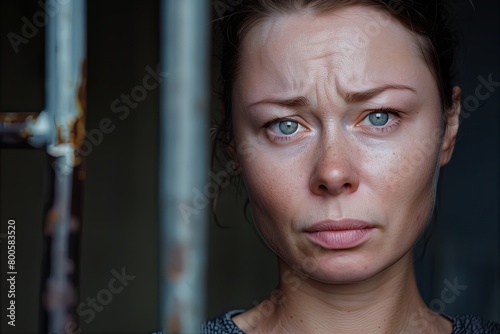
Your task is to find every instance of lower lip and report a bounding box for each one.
[305,228,375,249]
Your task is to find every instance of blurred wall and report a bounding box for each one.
[0,1,498,333]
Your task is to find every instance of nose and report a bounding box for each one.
[309,141,359,196]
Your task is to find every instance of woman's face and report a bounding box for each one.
[231,6,459,283]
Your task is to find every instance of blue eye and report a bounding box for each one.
[278,121,299,135]
[368,112,389,126]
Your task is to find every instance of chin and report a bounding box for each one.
[310,268,382,284]
[315,249,413,285]
[282,250,399,285]
[308,264,383,284]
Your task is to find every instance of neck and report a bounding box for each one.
[234,252,451,333]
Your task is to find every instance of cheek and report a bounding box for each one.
[359,129,441,221]
[396,130,442,197]
[382,144,440,234]
[237,144,315,251]
[375,112,443,191]
[240,150,300,218]
[238,157,295,252]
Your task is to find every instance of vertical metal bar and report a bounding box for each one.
[159,0,210,332]
[41,0,86,333]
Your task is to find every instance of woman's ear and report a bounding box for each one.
[440,86,461,167]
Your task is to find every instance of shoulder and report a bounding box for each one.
[445,314,500,334]
[202,309,246,334]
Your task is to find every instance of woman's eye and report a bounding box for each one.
[278,121,299,134]
[264,118,306,141]
[357,109,401,134]
[368,112,389,126]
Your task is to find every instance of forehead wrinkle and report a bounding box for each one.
[298,29,340,61]
[316,76,342,115]
[251,20,312,94]
[258,51,306,95]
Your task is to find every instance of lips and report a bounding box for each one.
[304,219,376,249]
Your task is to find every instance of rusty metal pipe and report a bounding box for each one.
[40,0,86,333]
[159,0,210,332]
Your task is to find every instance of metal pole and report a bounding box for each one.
[159,0,210,332]
[41,0,86,333]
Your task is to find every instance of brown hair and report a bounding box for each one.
[214,0,458,152]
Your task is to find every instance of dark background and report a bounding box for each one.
[0,0,498,333]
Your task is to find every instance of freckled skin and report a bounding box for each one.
[231,5,459,334]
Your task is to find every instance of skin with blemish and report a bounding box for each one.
[231,6,460,334]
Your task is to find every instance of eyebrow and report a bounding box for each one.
[247,96,310,108]
[343,84,417,103]
[247,84,416,108]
